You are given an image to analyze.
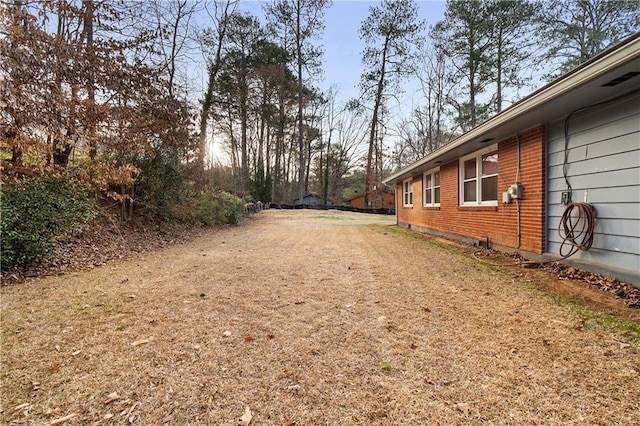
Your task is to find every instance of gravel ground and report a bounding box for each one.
[1,209,639,425]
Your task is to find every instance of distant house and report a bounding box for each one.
[346,189,395,210]
[384,33,640,286]
[293,193,323,207]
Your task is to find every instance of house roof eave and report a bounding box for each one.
[383,32,640,186]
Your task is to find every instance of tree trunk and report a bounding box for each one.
[496,26,503,113]
[364,36,389,209]
[197,1,233,177]
[296,0,305,203]
[84,0,96,161]
[240,83,248,196]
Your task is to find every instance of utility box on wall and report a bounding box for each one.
[508,183,524,199]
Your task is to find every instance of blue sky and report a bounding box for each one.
[320,0,447,103]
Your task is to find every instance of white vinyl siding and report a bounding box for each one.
[546,90,640,275]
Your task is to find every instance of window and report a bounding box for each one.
[423,168,440,207]
[460,146,498,206]
[402,178,413,207]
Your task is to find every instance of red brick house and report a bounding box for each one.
[384,34,640,286]
[346,189,395,210]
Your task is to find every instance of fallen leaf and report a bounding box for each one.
[104,413,114,420]
[47,413,78,425]
[454,402,470,414]
[131,339,149,346]
[618,341,631,349]
[244,335,256,342]
[223,330,232,337]
[237,406,252,426]
[71,350,82,356]
[13,402,32,414]
[104,392,120,404]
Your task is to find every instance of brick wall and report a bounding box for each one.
[396,126,546,253]
[349,191,395,209]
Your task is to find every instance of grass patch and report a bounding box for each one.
[386,227,453,253]
[552,294,640,348]
[388,225,640,349]
[387,225,501,270]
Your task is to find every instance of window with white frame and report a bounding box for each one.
[402,178,413,207]
[460,146,498,206]
[423,168,440,207]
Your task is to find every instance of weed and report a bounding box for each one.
[543,291,640,349]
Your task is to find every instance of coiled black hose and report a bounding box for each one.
[558,202,596,259]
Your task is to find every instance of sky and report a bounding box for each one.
[235,0,448,109]
[320,0,447,104]
[198,0,449,162]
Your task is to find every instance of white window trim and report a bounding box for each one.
[402,178,413,207]
[459,144,498,207]
[423,167,441,207]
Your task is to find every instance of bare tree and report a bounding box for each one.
[145,0,204,100]
[392,44,455,168]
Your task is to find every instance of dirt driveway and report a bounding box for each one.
[2,210,639,425]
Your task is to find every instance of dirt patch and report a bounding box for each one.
[2,210,639,425]
[428,234,640,322]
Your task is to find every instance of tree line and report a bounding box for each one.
[2,0,638,213]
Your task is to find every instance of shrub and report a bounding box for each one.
[132,147,192,219]
[195,191,246,226]
[1,177,95,269]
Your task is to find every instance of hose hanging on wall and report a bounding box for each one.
[558,89,639,259]
[558,202,596,258]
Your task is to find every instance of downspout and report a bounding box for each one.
[516,132,521,249]
[394,186,398,225]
